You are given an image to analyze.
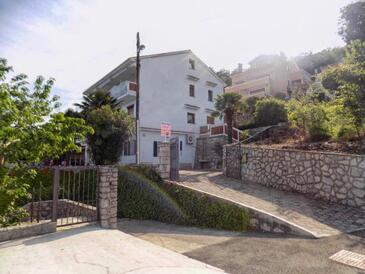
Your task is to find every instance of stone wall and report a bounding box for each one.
[98,166,118,229]
[158,142,170,179]
[222,143,242,179]
[195,135,227,169]
[0,221,56,242]
[224,145,365,210]
[23,200,96,222]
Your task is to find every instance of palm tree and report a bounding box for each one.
[74,90,118,114]
[213,92,244,143]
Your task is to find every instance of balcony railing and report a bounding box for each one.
[200,124,243,142]
[110,81,137,102]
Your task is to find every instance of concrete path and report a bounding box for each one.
[0,225,224,274]
[177,170,365,238]
[118,219,365,274]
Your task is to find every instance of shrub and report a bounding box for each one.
[117,166,186,223]
[324,99,361,141]
[255,98,288,126]
[164,184,250,231]
[287,100,330,141]
[117,166,251,231]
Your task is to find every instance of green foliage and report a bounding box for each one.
[86,105,134,165]
[213,93,244,143]
[287,100,329,141]
[117,167,251,231]
[295,47,345,74]
[0,58,93,226]
[164,184,250,231]
[321,40,365,137]
[254,97,288,126]
[74,90,118,114]
[215,69,232,86]
[324,99,359,141]
[117,167,186,223]
[339,1,365,43]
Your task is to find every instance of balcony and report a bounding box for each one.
[200,124,243,142]
[109,81,137,104]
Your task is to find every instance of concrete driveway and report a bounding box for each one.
[0,225,224,274]
[118,219,365,274]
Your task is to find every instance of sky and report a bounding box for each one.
[0,0,353,110]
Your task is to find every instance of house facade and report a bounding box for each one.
[84,50,225,168]
[225,54,311,98]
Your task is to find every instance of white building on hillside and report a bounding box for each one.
[84,50,225,168]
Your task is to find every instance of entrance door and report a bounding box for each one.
[170,137,179,181]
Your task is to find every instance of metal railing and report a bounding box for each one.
[52,166,99,227]
[199,124,243,142]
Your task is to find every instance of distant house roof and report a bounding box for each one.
[83,49,224,94]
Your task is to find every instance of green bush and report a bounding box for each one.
[287,100,330,141]
[117,167,186,223]
[117,167,251,231]
[164,184,250,231]
[324,99,361,141]
[255,98,288,126]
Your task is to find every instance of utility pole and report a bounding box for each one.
[135,32,145,164]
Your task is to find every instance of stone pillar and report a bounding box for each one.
[98,166,118,229]
[158,142,170,179]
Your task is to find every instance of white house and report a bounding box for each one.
[84,50,225,168]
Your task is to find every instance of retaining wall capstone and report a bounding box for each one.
[0,221,56,242]
[224,145,365,210]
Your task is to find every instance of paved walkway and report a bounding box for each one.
[0,225,224,274]
[177,170,365,238]
[119,219,365,274]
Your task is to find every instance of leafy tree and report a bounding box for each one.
[74,90,118,114]
[339,1,365,43]
[321,40,365,137]
[86,105,134,165]
[0,58,93,226]
[295,47,345,74]
[215,69,232,86]
[254,97,288,126]
[213,93,244,143]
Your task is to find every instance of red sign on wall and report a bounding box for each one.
[160,123,171,137]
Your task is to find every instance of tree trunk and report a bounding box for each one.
[226,112,233,144]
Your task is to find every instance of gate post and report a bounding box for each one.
[52,167,60,222]
[98,166,118,229]
[158,142,170,179]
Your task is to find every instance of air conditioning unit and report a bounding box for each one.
[186,134,194,145]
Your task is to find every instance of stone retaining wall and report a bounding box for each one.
[0,221,56,242]
[224,145,365,210]
[195,135,227,169]
[23,200,96,222]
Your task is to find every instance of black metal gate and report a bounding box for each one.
[52,166,99,227]
[170,137,179,181]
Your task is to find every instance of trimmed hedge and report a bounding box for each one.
[117,166,250,231]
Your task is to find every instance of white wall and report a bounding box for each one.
[116,52,224,166]
[139,130,195,167]
[139,52,224,132]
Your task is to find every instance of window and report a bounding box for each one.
[207,116,215,125]
[189,84,195,97]
[180,140,183,151]
[208,90,213,102]
[123,140,136,156]
[153,141,158,157]
[189,59,195,70]
[127,104,134,116]
[187,112,195,124]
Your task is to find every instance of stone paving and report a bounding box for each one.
[177,170,365,238]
